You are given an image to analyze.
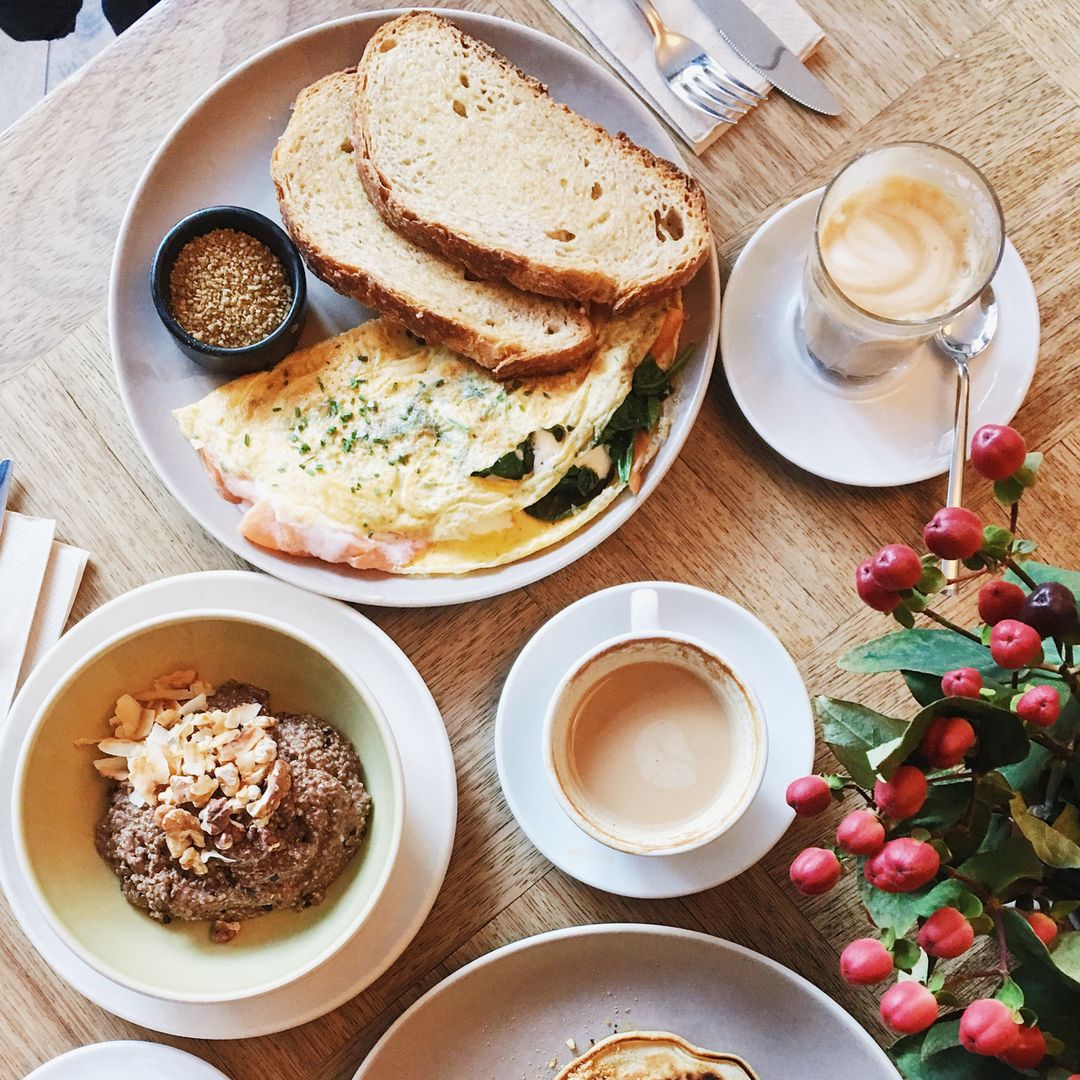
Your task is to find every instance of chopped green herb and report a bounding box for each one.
[243,433,250,447]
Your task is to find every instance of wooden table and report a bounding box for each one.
[1,0,1078,1076]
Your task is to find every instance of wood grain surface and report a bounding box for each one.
[1,0,1078,1077]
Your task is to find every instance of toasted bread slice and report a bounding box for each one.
[271,70,597,378]
[355,12,712,312]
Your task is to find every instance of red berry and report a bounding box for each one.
[789,847,842,896]
[998,1024,1046,1069]
[1016,685,1061,727]
[978,579,1026,626]
[871,544,924,591]
[785,775,832,816]
[864,838,940,893]
[941,667,982,699]
[990,619,1044,669]
[917,906,974,959]
[970,424,1027,481]
[836,810,885,856]
[1024,910,1058,947]
[960,999,1020,1056]
[919,716,977,769]
[924,507,984,560]
[856,560,901,613]
[874,765,928,819]
[879,982,939,1035]
[840,938,893,985]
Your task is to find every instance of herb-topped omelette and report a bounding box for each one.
[173,292,685,575]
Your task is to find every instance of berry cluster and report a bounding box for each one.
[789,424,1080,1076]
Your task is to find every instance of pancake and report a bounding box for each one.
[556,1032,758,1080]
[174,293,684,575]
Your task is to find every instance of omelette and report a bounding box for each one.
[173,293,684,575]
[556,1032,758,1080]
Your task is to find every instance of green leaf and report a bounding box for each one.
[994,475,1024,505]
[1012,958,1080,1063]
[1010,793,1080,869]
[918,565,947,596]
[860,876,972,935]
[892,938,923,972]
[956,832,1044,895]
[891,1027,1021,1079]
[1010,538,1038,556]
[903,671,944,707]
[908,779,972,831]
[1014,450,1043,487]
[995,976,1024,1011]
[920,1020,962,1060]
[980,525,1013,562]
[1053,804,1080,844]
[840,629,1006,679]
[894,605,916,628]
[814,697,907,789]
[999,742,1052,802]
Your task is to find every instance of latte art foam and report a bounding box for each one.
[820,175,977,321]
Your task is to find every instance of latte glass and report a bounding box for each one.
[800,142,1004,380]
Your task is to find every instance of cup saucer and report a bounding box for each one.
[721,189,1040,487]
[494,582,813,899]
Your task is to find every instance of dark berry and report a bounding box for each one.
[1019,581,1078,639]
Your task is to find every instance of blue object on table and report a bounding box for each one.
[0,460,11,525]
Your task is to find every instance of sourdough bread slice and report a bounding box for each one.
[271,70,596,378]
[355,12,712,311]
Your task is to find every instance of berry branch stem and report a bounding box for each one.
[921,607,983,643]
[1029,732,1078,762]
[1004,557,1038,590]
[1009,501,1019,533]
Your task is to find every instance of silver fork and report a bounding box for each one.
[629,0,766,123]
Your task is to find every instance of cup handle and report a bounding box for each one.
[630,588,660,634]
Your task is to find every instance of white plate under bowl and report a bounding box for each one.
[26,1042,231,1080]
[495,582,813,898]
[721,189,1039,487]
[354,925,899,1079]
[0,572,455,1039]
[108,10,720,607]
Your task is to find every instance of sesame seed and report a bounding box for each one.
[169,228,292,349]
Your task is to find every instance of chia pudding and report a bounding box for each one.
[92,675,371,943]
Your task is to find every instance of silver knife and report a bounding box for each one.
[695,0,843,115]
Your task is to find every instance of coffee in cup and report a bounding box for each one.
[543,588,767,856]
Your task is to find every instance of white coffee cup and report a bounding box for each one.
[542,588,768,856]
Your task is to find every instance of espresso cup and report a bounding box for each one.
[542,588,768,857]
[799,141,1004,381]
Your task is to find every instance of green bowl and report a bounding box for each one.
[13,610,404,1003]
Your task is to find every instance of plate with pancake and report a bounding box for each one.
[353,925,899,1079]
[110,9,720,606]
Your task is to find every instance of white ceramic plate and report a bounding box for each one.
[495,582,813,898]
[26,1042,230,1080]
[0,572,455,1038]
[354,925,899,1079]
[109,10,720,607]
[721,189,1039,487]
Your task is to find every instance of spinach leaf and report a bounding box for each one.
[472,437,534,480]
[524,466,606,522]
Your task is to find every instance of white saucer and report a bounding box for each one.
[0,572,456,1039]
[721,189,1039,487]
[494,582,813,898]
[26,1042,230,1079]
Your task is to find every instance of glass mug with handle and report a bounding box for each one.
[800,142,1005,381]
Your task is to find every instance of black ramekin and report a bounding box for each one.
[150,205,307,376]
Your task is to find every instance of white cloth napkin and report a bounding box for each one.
[0,511,89,716]
[546,0,824,154]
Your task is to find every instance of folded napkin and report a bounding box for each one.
[0,510,89,717]
[547,0,824,154]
